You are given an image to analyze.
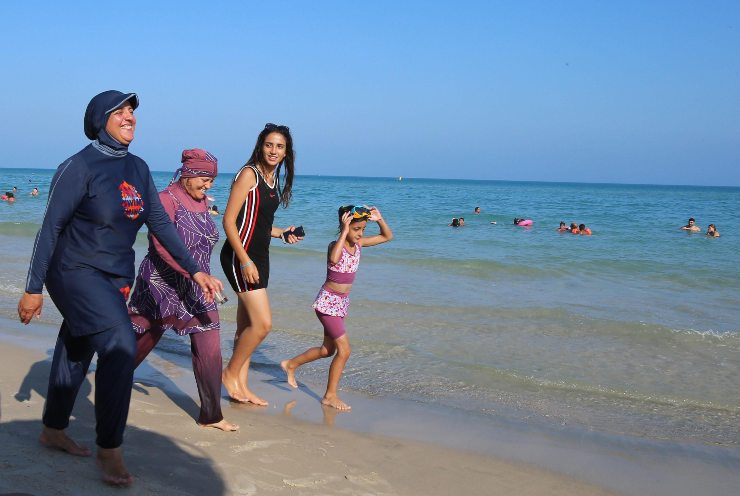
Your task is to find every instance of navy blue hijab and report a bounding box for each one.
[84,90,139,150]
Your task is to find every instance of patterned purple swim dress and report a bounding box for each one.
[128,189,219,335]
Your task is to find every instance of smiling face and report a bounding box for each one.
[181,176,214,201]
[105,102,136,145]
[261,132,287,168]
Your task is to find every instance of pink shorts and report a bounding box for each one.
[315,310,346,339]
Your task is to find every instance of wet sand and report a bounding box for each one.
[2,317,738,495]
[0,320,620,496]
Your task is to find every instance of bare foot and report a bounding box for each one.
[222,369,268,406]
[322,395,352,411]
[97,447,133,487]
[39,427,91,457]
[222,369,248,402]
[280,359,298,388]
[199,419,239,432]
[241,387,268,406]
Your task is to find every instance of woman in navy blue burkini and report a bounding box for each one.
[17,90,222,486]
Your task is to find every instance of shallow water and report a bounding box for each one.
[2,167,738,447]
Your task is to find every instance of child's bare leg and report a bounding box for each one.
[322,335,352,410]
[281,336,335,388]
[222,290,271,406]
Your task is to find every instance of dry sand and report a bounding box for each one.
[0,334,619,495]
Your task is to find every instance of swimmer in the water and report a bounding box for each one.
[681,217,701,232]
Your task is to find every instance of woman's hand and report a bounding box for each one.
[282,225,304,244]
[193,272,224,303]
[240,260,260,285]
[18,293,43,324]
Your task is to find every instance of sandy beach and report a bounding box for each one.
[2,316,740,496]
[0,318,624,496]
[2,0,739,491]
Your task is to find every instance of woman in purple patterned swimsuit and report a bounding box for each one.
[128,149,237,432]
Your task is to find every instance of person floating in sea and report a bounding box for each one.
[569,222,580,234]
[706,224,720,237]
[474,206,481,214]
[458,217,465,226]
[557,221,568,232]
[281,204,393,410]
[449,218,460,227]
[681,217,701,232]
[30,187,39,197]
[208,204,219,215]
[579,223,592,235]
[3,186,17,202]
[514,218,533,226]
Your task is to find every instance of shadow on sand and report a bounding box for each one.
[1,352,227,495]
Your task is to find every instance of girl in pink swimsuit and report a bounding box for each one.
[281,204,393,410]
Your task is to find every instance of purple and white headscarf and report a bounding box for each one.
[171,148,218,183]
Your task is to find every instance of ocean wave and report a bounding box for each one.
[0,221,41,238]
[390,254,561,279]
[503,370,740,414]
[665,327,740,341]
[0,282,26,296]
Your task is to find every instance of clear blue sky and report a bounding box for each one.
[1,1,738,186]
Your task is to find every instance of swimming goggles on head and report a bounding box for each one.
[350,205,371,219]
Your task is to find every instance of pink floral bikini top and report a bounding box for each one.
[326,243,361,284]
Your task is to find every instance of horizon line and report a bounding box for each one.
[1,166,738,189]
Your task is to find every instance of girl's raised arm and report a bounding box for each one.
[360,207,393,247]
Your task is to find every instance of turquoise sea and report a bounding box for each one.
[1,167,738,449]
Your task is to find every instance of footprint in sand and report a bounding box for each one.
[344,472,393,492]
[231,439,290,454]
[230,474,257,495]
[283,473,341,488]
[345,471,389,484]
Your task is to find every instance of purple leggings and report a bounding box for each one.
[135,328,223,425]
[315,310,346,339]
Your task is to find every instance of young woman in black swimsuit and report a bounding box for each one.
[220,123,302,405]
